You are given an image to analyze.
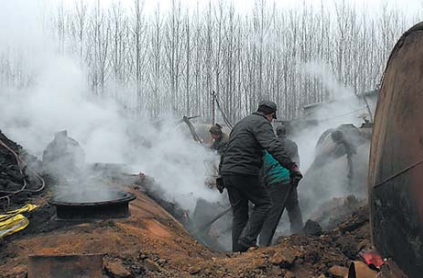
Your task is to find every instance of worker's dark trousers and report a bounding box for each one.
[286,186,304,234]
[223,174,272,252]
[259,183,304,246]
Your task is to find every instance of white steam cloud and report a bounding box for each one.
[0,0,220,213]
[288,60,372,225]
[296,60,366,172]
[303,61,356,100]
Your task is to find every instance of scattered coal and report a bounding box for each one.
[103,204,372,278]
[269,206,371,277]
[304,220,323,236]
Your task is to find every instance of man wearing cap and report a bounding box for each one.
[218,100,302,252]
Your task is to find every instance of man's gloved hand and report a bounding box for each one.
[216,176,225,194]
[291,174,302,187]
[290,164,303,187]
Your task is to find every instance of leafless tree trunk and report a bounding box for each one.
[5,0,419,121]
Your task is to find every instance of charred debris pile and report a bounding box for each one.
[0,129,44,209]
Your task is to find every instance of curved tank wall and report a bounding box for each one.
[368,22,423,278]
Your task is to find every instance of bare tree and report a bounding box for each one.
[132,0,147,112]
[9,0,419,121]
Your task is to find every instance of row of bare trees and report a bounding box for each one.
[1,0,421,121]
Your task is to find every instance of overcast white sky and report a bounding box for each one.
[57,0,423,14]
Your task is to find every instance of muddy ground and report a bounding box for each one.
[0,183,373,278]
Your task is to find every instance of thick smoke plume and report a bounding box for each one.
[295,60,365,172]
[0,0,220,213]
[289,61,372,227]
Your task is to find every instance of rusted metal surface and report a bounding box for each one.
[28,254,103,278]
[369,22,423,278]
[49,191,136,220]
[377,259,408,278]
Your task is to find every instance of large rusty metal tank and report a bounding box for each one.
[369,22,423,278]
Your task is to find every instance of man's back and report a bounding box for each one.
[219,100,301,252]
[221,112,293,176]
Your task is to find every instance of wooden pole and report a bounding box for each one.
[212,91,216,125]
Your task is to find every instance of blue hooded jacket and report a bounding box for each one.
[262,151,291,186]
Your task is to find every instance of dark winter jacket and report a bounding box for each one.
[278,136,300,166]
[220,112,295,176]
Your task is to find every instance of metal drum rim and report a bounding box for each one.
[48,191,136,207]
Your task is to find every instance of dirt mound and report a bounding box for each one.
[0,130,25,191]
[0,129,44,209]
[311,195,366,230]
[0,182,372,278]
[0,188,218,278]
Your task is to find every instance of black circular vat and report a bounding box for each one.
[49,191,136,220]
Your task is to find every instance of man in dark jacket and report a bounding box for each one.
[275,125,303,234]
[275,125,300,165]
[219,101,302,252]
